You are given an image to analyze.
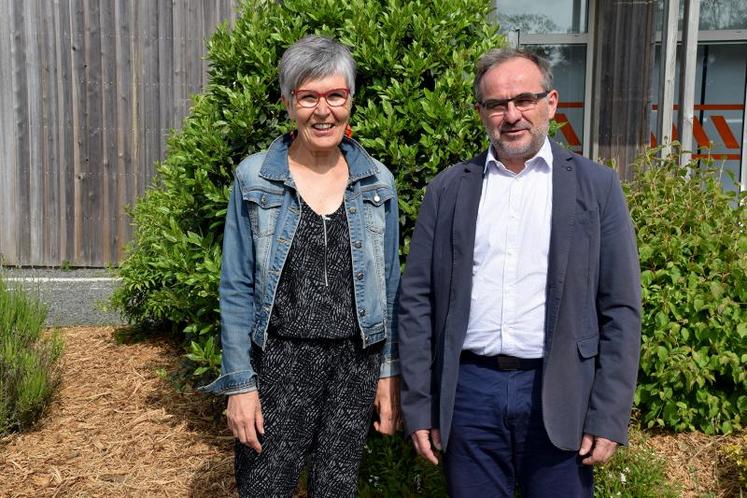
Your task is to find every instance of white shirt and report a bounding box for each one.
[463,138,554,358]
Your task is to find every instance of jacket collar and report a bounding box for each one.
[259,133,380,184]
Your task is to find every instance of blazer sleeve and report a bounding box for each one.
[583,172,642,444]
[398,182,440,435]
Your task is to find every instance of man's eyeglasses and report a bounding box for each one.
[291,88,351,108]
[477,91,550,116]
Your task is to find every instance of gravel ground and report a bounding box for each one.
[0,267,125,326]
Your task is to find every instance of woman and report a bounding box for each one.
[200,35,401,497]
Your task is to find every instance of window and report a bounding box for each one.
[654,0,747,31]
[496,0,588,34]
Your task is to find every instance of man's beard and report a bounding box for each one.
[491,121,549,162]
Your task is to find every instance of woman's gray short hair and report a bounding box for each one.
[474,48,554,102]
[278,35,356,100]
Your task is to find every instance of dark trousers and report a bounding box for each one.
[235,335,382,498]
[443,360,593,498]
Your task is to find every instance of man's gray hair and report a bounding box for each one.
[473,48,554,102]
[278,35,356,100]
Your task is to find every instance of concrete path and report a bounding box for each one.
[1,267,125,327]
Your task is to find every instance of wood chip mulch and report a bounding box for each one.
[647,429,745,497]
[0,326,235,498]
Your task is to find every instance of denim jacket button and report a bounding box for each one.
[349,206,357,214]
[359,308,366,316]
[354,240,362,249]
[260,195,267,205]
[374,194,380,202]
[356,272,364,280]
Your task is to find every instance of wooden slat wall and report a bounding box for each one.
[0,0,17,265]
[0,0,239,266]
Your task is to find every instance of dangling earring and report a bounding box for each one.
[344,124,353,138]
[290,129,297,141]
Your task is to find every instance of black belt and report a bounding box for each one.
[460,350,543,371]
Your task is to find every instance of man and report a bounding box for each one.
[398,48,641,497]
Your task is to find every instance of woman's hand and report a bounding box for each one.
[227,391,264,452]
[373,376,401,435]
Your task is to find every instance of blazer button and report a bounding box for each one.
[354,240,362,249]
[356,272,364,280]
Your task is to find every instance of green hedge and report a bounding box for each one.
[0,279,62,435]
[626,148,747,434]
[113,0,503,381]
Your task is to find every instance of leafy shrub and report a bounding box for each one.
[113,0,503,380]
[0,278,63,435]
[626,148,747,434]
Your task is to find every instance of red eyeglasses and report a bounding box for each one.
[291,88,351,108]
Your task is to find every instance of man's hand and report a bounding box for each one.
[411,428,442,465]
[579,433,618,465]
[373,376,401,435]
[227,391,264,452]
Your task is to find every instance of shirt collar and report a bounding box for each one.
[484,137,554,175]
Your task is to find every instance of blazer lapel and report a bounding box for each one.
[445,151,486,351]
[545,142,577,343]
[452,153,486,268]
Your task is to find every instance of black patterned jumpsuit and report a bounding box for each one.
[234,196,382,497]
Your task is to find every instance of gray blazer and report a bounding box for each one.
[398,141,641,451]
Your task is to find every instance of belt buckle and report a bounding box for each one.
[496,355,520,371]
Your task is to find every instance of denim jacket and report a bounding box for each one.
[200,134,400,395]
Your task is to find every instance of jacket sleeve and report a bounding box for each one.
[583,172,641,444]
[398,182,440,435]
[379,178,402,378]
[198,177,258,395]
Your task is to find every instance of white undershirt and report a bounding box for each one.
[463,138,554,358]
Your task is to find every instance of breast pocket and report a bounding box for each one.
[242,188,284,237]
[361,186,394,234]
